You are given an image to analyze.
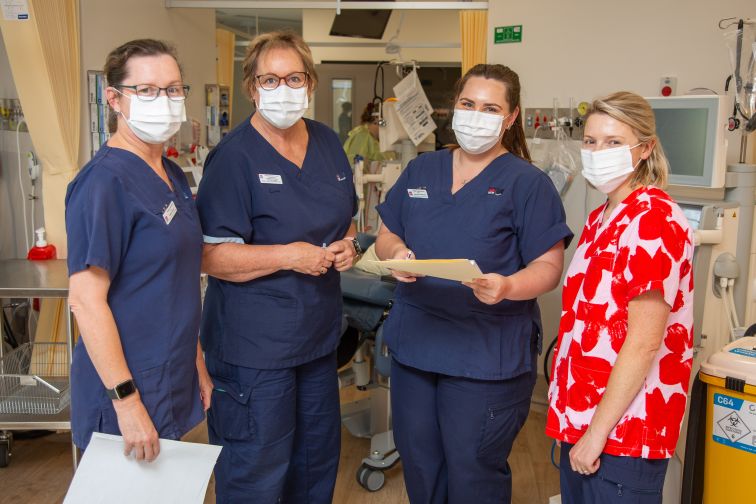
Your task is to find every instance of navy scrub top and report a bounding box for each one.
[65,146,204,449]
[377,149,573,380]
[197,116,358,369]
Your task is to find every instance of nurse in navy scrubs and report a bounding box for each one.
[196,31,359,504]
[66,39,212,461]
[375,64,573,503]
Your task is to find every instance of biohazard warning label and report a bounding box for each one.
[712,393,756,454]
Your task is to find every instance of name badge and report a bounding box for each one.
[162,201,177,225]
[259,174,283,185]
[407,188,428,199]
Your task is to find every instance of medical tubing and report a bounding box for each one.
[727,279,741,329]
[543,336,558,384]
[720,281,737,334]
[30,183,35,243]
[550,440,559,469]
[16,119,30,252]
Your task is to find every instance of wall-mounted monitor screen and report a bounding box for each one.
[645,95,727,188]
[329,3,392,40]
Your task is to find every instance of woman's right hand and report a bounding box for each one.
[112,393,160,462]
[285,242,336,276]
[389,248,420,283]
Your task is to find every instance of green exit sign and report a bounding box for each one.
[494,25,523,44]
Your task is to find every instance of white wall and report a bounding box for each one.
[303,9,460,63]
[78,0,216,163]
[0,34,44,260]
[487,0,755,165]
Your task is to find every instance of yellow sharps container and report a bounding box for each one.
[699,336,756,503]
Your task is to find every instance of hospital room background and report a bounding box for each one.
[0,1,755,503]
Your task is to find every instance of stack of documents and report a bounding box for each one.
[368,259,483,282]
[64,433,222,504]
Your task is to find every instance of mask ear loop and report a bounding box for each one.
[630,142,647,169]
[109,86,131,116]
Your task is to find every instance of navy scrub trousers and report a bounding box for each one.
[376,149,573,504]
[559,443,669,503]
[392,346,537,504]
[197,116,358,504]
[65,146,205,449]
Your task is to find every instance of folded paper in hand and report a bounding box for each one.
[368,259,483,282]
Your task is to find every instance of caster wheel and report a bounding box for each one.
[0,443,9,468]
[356,463,385,491]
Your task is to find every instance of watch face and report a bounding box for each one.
[115,380,136,398]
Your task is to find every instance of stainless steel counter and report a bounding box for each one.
[0,259,69,298]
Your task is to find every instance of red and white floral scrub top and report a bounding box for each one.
[546,186,694,459]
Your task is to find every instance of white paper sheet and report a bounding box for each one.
[369,258,484,283]
[64,433,222,504]
[392,70,437,146]
[1,0,29,20]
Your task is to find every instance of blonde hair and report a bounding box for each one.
[586,91,669,188]
[241,30,318,100]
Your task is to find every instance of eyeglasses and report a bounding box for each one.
[114,84,190,102]
[255,72,308,91]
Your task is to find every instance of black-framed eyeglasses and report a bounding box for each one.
[255,72,308,91]
[114,84,190,102]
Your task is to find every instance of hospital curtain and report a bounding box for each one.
[216,28,235,124]
[0,0,81,258]
[460,10,487,75]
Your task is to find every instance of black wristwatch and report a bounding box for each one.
[106,379,137,400]
[349,236,363,257]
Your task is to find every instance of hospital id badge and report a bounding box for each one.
[163,200,177,225]
[259,173,283,184]
[407,188,428,199]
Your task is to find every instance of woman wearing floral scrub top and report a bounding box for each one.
[546,92,694,503]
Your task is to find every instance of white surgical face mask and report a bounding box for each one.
[580,143,642,194]
[257,85,309,130]
[116,91,186,145]
[452,109,508,155]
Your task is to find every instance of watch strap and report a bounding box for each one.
[349,236,363,256]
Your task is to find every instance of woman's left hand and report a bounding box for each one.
[569,427,607,475]
[327,239,357,272]
[196,349,214,411]
[462,274,511,305]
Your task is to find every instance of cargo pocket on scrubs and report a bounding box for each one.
[595,452,668,499]
[477,397,530,465]
[208,377,253,441]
